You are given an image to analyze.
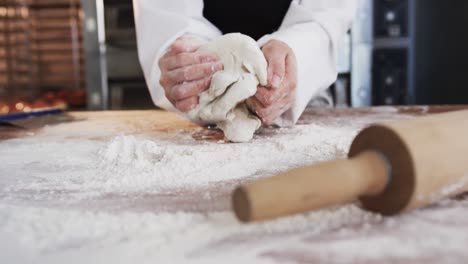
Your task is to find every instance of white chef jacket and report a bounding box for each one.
[133,0,358,126]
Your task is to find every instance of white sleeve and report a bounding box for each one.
[258,0,358,126]
[133,0,222,111]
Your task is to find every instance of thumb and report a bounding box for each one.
[266,54,286,89]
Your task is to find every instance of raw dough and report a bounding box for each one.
[188,33,268,142]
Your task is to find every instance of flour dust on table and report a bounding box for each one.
[1,112,468,263]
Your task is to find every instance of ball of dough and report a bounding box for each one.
[188,33,268,143]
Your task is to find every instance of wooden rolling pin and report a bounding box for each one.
[232,109,468,222]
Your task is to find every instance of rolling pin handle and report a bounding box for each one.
[233,151,391,222]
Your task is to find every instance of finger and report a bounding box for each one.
[264,50,286,89]
[246,96,263,113]
[256,51,297,107]
[262,104,290,125]
[284,53,298,89]
[170,36,205,54]
[171,77,211,101]
[262,96,294,125]
[252,90,293,124]
[161,52,218,71]
[255,86,288,107]
[247,96,269,119]
[167,62,223,85]
[175,96,199,112]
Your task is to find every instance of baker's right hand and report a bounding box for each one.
[158,36,223,112]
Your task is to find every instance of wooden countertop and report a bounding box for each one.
[2,105,467,141]
[1,105,468,263]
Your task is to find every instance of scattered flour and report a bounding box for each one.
[440,174,468,196]
[1,123,354,197]
[0,204,380,263]
[1,118,468,263]
[93,124,351,192]
[417,173,468,205]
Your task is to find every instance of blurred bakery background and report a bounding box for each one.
[0,0,152,115]
[1,0,468,115]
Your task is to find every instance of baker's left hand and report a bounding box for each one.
[247,39,297,125]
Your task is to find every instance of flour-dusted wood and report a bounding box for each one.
[2,107,468,263]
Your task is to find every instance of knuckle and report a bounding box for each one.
[159,57,171,70]
[170,43,180,52]
[172,37,185,47]
[175,101,185,112]
[173,85,187,100]
[196,79,206,91]
[158,57,164,69]
[174,54,183,66]
[285,76,298,90]
[177,36,191,43]
[270,39,281,45]
[258,92,272,106]
[274,39,288,49]
[176,53,189,66]
[171,39,181,47]
[183,67,194,80]
[263,98,273,107]
[287,47,296,57]
[290,80,298,89]
[164,88,174,102]
[262,46,274,55]
[202,78,211,91]
[256,107,268,118]
[178,68,188,81]
[204,64,214,75]
[159,77,168,88]
[263,42,275,51]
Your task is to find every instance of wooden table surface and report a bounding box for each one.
[1,105,467,140]
[1,105,468,263]
[1,105,466,140]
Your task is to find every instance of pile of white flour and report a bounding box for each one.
[1,113,468,263]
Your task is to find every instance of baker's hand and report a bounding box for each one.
[159,36,223,112]
[247,39,297,125]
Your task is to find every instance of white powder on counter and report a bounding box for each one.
[0,204,381,263]
[1,116,468,263]
[94,124,351,191]
[1,201,468,263]
[2,123,356,197]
